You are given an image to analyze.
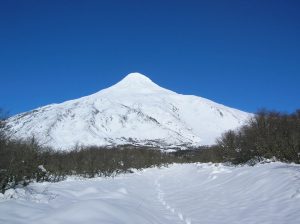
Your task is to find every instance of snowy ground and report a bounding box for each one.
[0,162,300,224]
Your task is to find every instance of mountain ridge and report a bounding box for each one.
[7,72,251,150]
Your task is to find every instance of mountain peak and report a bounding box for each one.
[123,72,152,82]
[110,72,163,92]
[7,71,251,150]
[118,72,153,85]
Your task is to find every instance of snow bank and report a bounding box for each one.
[0,162,299,224]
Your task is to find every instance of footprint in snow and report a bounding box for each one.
[155,176,192,224]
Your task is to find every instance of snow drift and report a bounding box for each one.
[0,162,299,224]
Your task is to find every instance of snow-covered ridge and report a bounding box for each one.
[7,72,251,150]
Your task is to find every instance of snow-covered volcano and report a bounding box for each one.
[7,72,251,150]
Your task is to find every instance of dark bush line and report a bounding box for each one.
[1,108,299,194]
[0,140,171,194]
[0,137,225,194]
[217,109,300,164]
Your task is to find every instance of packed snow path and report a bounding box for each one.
[1,162,300,224]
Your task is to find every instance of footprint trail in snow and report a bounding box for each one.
[154,175,192,224]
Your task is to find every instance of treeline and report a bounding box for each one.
[217,109,300,164]
[0,139,170,193]
[1,108,299,193]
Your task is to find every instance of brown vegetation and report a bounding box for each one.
[217,109,300,164]
[1,109,299,193]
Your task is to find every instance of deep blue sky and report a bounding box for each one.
[0,0,299,115]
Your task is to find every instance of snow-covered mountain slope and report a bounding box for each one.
[7,72,251,150]
[1,162,300,224]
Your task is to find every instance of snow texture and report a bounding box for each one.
[7,72,251,150]
[0,162,299,224]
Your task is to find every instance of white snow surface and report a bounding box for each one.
[1,162,300,224]
[7,72,251,150]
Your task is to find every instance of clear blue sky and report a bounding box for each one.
[0,0,299,115]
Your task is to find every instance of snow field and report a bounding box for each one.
[1,162,299,224]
